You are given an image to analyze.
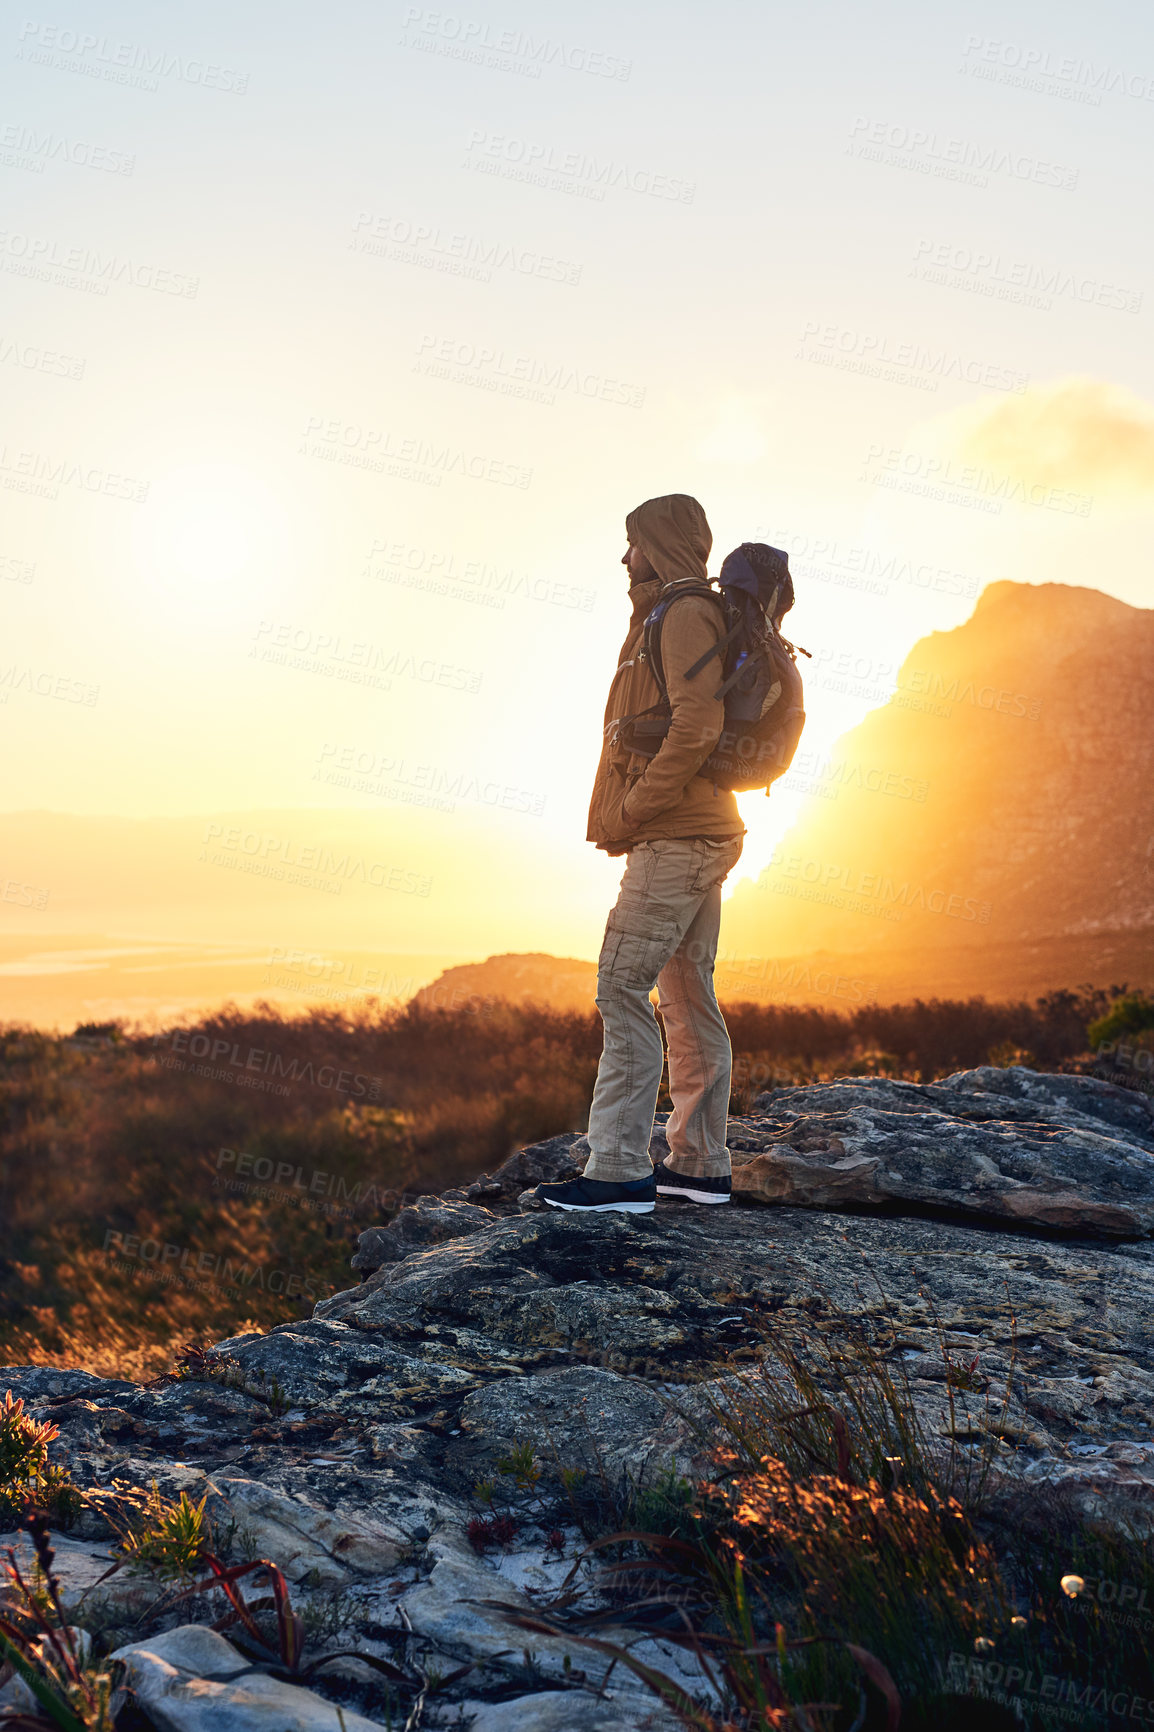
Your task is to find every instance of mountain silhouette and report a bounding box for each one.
[721,580,1153,998]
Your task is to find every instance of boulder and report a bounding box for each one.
[350,1195,496,1274]
[0,1531,160,1620]
[202,1474,408,1583]
[399,1533,707,1711]
[350,1135,590,1278]
[734,1069,1154,1235]
[110,1625,383,1732]
[464,1691,679,1731]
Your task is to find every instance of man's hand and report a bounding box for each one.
[601,787,637,840]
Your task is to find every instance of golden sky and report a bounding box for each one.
[3,0,1154,1004]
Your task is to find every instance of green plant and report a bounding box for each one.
[297,1584,357,1647]
[0,1394,80,1531]
[0,1513,119,1732]
[495,1442,541,1492]
[1088,990,1154,1050]
[0,1396,56,1489]
[88,1481,211,1582]
[627,1465,700,1542]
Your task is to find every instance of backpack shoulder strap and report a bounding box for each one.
[643,581,728,696]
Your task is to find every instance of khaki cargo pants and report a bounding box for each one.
[584,835,743,1184]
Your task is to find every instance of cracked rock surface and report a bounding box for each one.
[2,1067,1153,1726]
[733,1066,1154,1234]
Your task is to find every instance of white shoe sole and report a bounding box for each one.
[656,1184,731,1205]
[543,1198,655,1213]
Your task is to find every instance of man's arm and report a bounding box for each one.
[622,594,727,825]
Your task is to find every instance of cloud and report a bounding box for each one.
[957,377,1154,495]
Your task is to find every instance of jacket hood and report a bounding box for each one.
[625,494,712,587]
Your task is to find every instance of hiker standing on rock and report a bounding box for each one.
[537,494,797,1215]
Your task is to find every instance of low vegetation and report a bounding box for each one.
[0,1262,1151,1725]
[0,984,1133,1378]
[494,1305,1154,1730]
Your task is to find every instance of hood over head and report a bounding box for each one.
[625,493,712,587]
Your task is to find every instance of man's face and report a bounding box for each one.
[621,542,656,584]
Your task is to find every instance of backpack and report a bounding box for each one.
[619,579,807,793]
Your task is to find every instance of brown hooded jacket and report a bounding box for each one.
[587,494,745,856]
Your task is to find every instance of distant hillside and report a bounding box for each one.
[723,581,1154,996]
[416,952,598,1013]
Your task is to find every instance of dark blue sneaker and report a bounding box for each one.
[534,1173,656,1213]
[653,1160,731,1205]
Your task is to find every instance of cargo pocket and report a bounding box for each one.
[598,913,680,992]
[688,836,744,895]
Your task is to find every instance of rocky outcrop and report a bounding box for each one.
[731,1066,1154,1234]
[722,581,1154,999]
[3,1067,1154,1726]
[349,1068,1154,1279]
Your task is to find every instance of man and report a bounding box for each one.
[536,493,745,1214]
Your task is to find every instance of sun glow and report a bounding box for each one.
[134,463,288,594]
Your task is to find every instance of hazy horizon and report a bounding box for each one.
[4,0,1154,1025]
